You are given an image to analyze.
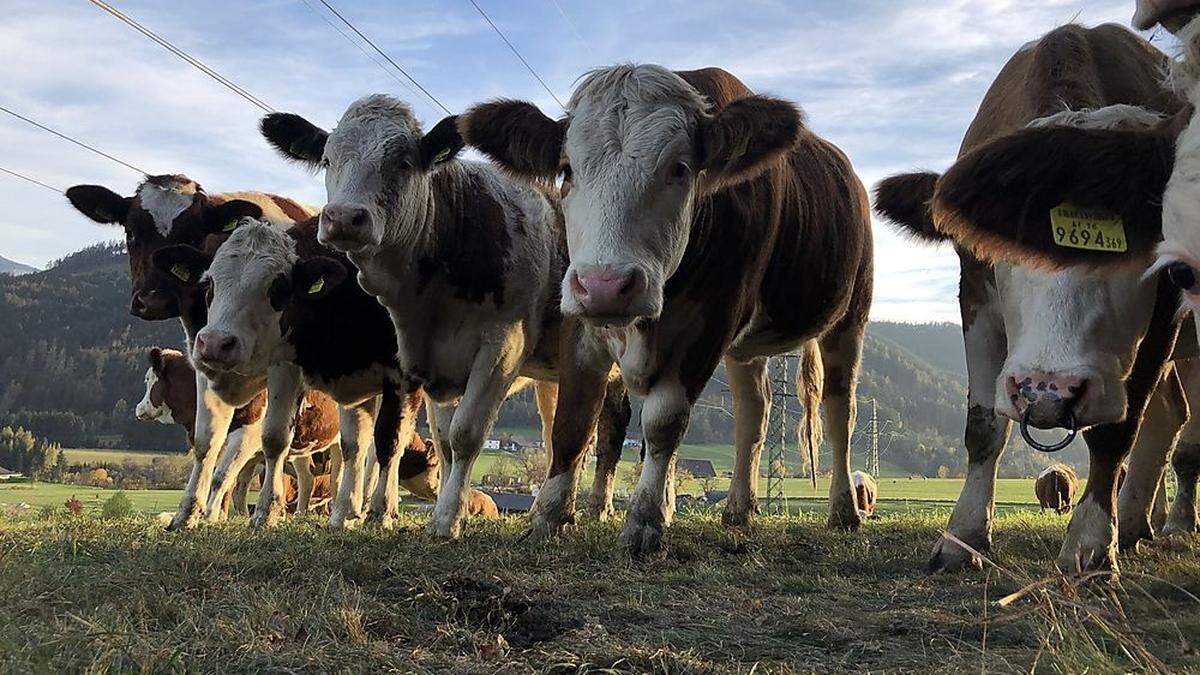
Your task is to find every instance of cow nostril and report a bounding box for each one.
[351,209,368,228]
[569,270,588,299]
[217,336,238,355]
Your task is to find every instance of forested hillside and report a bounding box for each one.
[0,242,1072,477]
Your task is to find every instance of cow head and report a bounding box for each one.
[461,64,803,325]
[873,106,1195,431]
[136,346,190,424]
[65,175,264,320]
[1134,0,1200,31]
[164,220,347,375]
[260,95,464,255]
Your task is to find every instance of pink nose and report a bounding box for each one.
[1006,371,1086,429]
[195,331,241,368]
[570,266,643,317]
[319,204,370,243]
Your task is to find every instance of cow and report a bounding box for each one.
[65,174,317,529]
[135,346,342,515]
[257,94,634,539]
[1036,464,1078,514]
[458,64,873,555]
[851,471,877,518]
[874,24,1190,573]
[1134,0,1200,31]
[156,215,565,530]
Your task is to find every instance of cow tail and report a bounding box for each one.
[797,340,824,489]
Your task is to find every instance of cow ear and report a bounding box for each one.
[65,185,131,224]
[260,113,329,167]
[874,172,948,244]
[291,256,348,302]
[204,200,264,234]
[697,96,804,193]
[148,346,164,373]
[151,245,209,286]
[419,115,465,170]
[459,100,564,180]
[934,125,1175,270]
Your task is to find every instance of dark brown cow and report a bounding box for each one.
[66,175,317,530]
[874,25,1190,573]
[1036,464,1078,514]
[460,65,873,554]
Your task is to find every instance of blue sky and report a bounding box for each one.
[0,0,1166,321]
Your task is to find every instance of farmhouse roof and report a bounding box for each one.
[676,458,717,478]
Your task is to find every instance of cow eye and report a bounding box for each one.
[318,157,330,169]
[1168,262,1198,293]
[203,280,214,306]
[558,163,573,183]
[671,161,691,181]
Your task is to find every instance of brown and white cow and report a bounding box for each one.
[1035,464,1078,514]
[875,24,1190,573]
[66,175,317,529]
[257,95,636,539]
[135,346,342,515]
[458,65,873,554]
[851,471,877,518]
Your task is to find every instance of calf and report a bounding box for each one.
[1036,464,1078,515]
[258,95,630,539]
[875,24,1189,573]
[460,65,873,554]
[135,346,340,515]
[851,471,877,518]
[66,174,316,529]
[159,216,555,529]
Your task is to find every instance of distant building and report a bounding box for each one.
[0,466,22,481]
[623,438,642,448]
[481,474,522,489]
[676,458,717,478]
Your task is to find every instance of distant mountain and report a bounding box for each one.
[0,255,37,276]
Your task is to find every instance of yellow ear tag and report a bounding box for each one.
[170,263,191,282]
[1049,203,1127,253]
[431,147,451,164]
[222,220,238,233]
[307,276,325,295]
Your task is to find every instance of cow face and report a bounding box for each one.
[175,221,347,375]
[461,65,802,325]
[260,96,463,255]
[65,175,263,320]
[136,346,189,424]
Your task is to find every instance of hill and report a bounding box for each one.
[0,241,1069,477]
[0,254,37,276]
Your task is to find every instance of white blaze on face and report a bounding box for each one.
[196,221,296,373]
[135,367,173,424]
[559,66,707,318]
[137,179,198,237]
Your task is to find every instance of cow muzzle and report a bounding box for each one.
[1005,371,1086,429]
[193,329,244,371]
[318,203,377,252]
[130,290,178,320]
[565,264,654,325]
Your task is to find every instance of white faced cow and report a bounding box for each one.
[65,175,316,529]
[875,24,1196,573]
[259,95,580,539]
[459,65,873,554]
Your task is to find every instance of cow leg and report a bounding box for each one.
[821,327,866,531]
[534,380,558,456]
[529,322,612,538]
[329,398,378,529]
[1152,473,1170,533]
[427,399,458,498]
[367,386,422,529]
[1059,281,1181,575]
[292,455,315,516]
[930,305,1010,572]
[1118,367,1187,549]
[622,378,691,557]
[1165,439,1200,534]
[204,423,263,522]
[722,356,770,527]
[168,376,235,531]
[231,454,261,516]
[430,338,523,539]
[326,443,342,511]
[587,373,631,520]
[250,366,304,529]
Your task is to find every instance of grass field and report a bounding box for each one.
[0,511,1197,672]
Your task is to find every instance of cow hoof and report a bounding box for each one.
[365,510,398,531]
[525,507,575,541]
[249,501,285,530]
[429,515,463,539]
[721,507,756,528]
[620,521,664,558]
[1162,518,1198,537]
[586,503,616,522]
[1057,498,1117,575]
[927,535,984,573]
[165,504,202,532]
[1117,516,1153,551]
[826,505,863,531]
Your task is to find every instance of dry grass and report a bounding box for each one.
[0,509,1197,673]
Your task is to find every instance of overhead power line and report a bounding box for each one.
[316,0,453,116]
[0,166,63,194]
[0,105,147,175]
[468,0,566,111]
[547,0,592,60]
[297,0,422,102]
[86,0,275,113]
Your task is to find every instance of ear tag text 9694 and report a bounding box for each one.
[1049,203,1127,253]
